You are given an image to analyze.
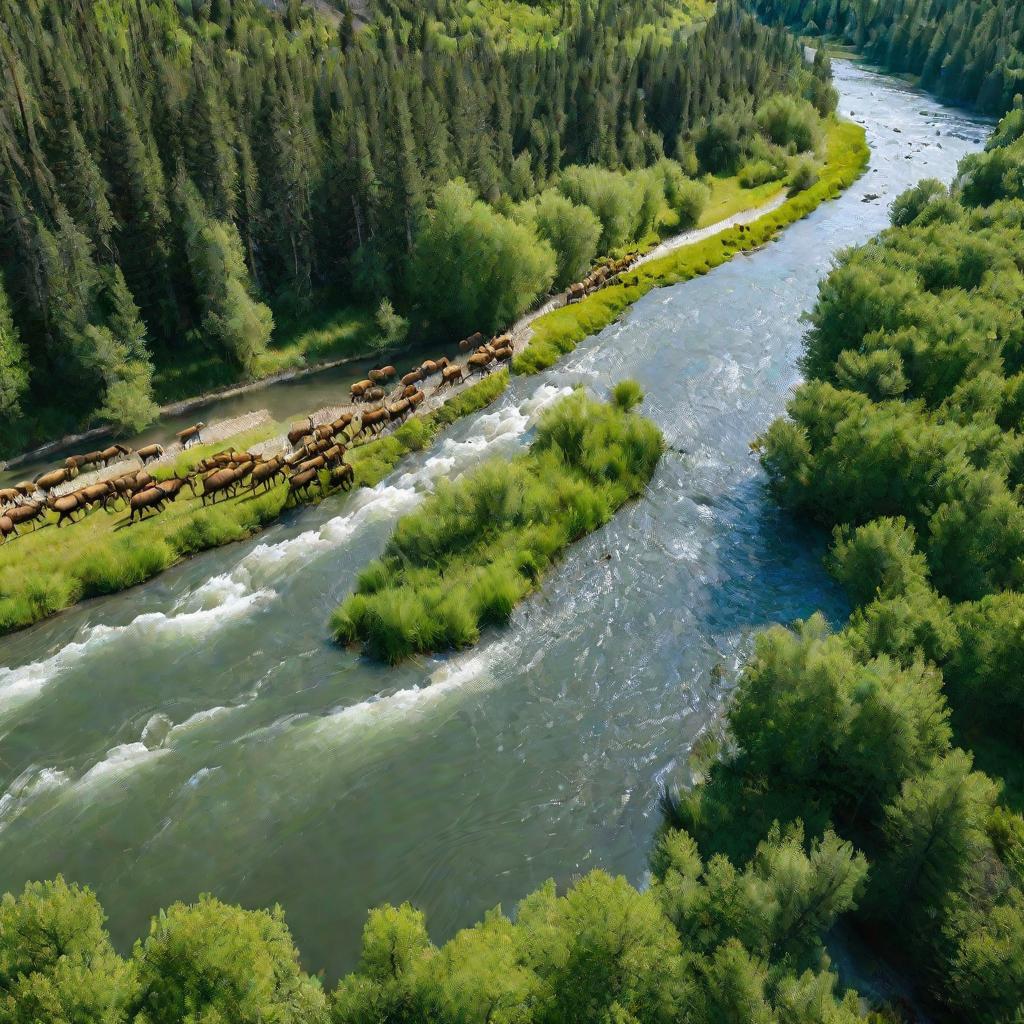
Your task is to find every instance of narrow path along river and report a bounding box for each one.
[0,63,991,977]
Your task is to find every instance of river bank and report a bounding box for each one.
[0,163,787,477]
[514,118,868,373]
[0,121,865,637]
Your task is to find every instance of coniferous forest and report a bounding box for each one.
[746,0,1024,114]
[0,0,831,454]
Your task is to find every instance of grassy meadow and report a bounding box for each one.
[331,383,663,663]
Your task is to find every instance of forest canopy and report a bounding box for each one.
[705,102,1024,1020]
[0,0,833,453]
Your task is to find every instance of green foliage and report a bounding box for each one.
[756,94,822,152]
[0,822,869,1024]
[827,516,929,607]
[131,894,327,1024]
[695,114,747,175]
[179,180,274,374]
[372,298,409,351]
[945,592,1024,736]
[0,275,29,420]
[889,178,948,227]
[739,160,783,189]
[0,877,136,1024]
[411,180,555,336]
[730,100,1024,1020]
[612,378,644,411]
[786,160,818,196]
[658,166,710,228]
[332,389,663,661]
[877,750,999,924]
[528,190,603,290]
[653,821,867,970]
[558,165,645,251]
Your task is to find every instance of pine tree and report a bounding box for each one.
[0,275,29,419]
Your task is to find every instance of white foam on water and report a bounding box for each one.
[0,382,573,723]
[309,641,512,743]
[77,742,167,789]
[236,382,573,585]
[0,577,272,718]
[0,698,242,833]
[183,765,220,790]
[0,766,69,828]
[169,705,233,736]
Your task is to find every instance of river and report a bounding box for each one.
[0,62,990,978]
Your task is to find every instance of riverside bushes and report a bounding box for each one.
[679,106,1024,1020]
[331,388,664,662]
[514,118,869,374]
[1,820,872,1024]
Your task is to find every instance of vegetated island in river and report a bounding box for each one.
[0,115,867,639]
[331,383,663,662]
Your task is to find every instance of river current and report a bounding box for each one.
[0,63,990,976]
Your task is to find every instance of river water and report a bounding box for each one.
[0,63,990,977]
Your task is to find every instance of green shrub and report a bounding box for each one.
[612,379,645,411]
[332,389,664,662]
[756,93,822,152]
[739,160,782,189]
[787,159,819,196]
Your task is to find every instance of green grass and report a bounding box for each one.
[0,372,510,636]
[330,387,664,662]
[513,119,869,375]
[698,175,782,227]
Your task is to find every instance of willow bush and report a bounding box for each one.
[331,387,664,662]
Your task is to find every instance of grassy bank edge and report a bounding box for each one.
[0,372,509,636]
[512,119,870,375]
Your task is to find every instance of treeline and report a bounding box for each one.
[746,0,1024,114]
[669,104,1024,1020]
[0,0,832,450]
[3,826,878,1024]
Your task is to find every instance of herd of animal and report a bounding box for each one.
[565,252,640,305]
[347,331,515,405]
[0,334,517,546]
